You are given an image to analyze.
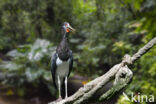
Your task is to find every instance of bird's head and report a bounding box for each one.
[62,22,76,33]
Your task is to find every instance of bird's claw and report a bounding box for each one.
[56,97,62,101]
[65,96,68,99]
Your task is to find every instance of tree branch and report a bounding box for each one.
[132,37,156,62]
[49,37,156,104]
[99,65,133,101]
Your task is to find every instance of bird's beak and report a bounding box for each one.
[67,25,76,33]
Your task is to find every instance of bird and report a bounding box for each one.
[51,22,75,99]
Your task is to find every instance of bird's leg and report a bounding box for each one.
[58,75,62,99]
[65,76,68,98]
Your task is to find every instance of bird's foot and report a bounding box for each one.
[65,95,68,99]
[56,97,62,101]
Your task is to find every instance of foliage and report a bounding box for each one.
[116,0,156,103]
[0,0,155,102]
[0,39,56,96]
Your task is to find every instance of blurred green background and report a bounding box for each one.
[0,0,155,104]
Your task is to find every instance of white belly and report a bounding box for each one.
[55,57,70,87]
[56,57,69,77]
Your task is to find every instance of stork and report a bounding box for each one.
[51,22,75,99]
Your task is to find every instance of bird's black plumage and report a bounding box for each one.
[68,51,73,77]
[51,52,57,88]
[56,34,70,61]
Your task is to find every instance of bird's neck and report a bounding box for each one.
[57,32,70,61]
[61,32,69,46]
[62,32,68,41]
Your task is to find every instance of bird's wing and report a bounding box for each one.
[68,50,73,77]
[51,52,57,89]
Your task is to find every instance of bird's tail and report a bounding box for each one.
[61,78,65,99]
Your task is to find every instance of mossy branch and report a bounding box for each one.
[49,37,156,104]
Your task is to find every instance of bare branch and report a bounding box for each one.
[49,37,156,104]
[99,65,133,101]
[132,37,156,62]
